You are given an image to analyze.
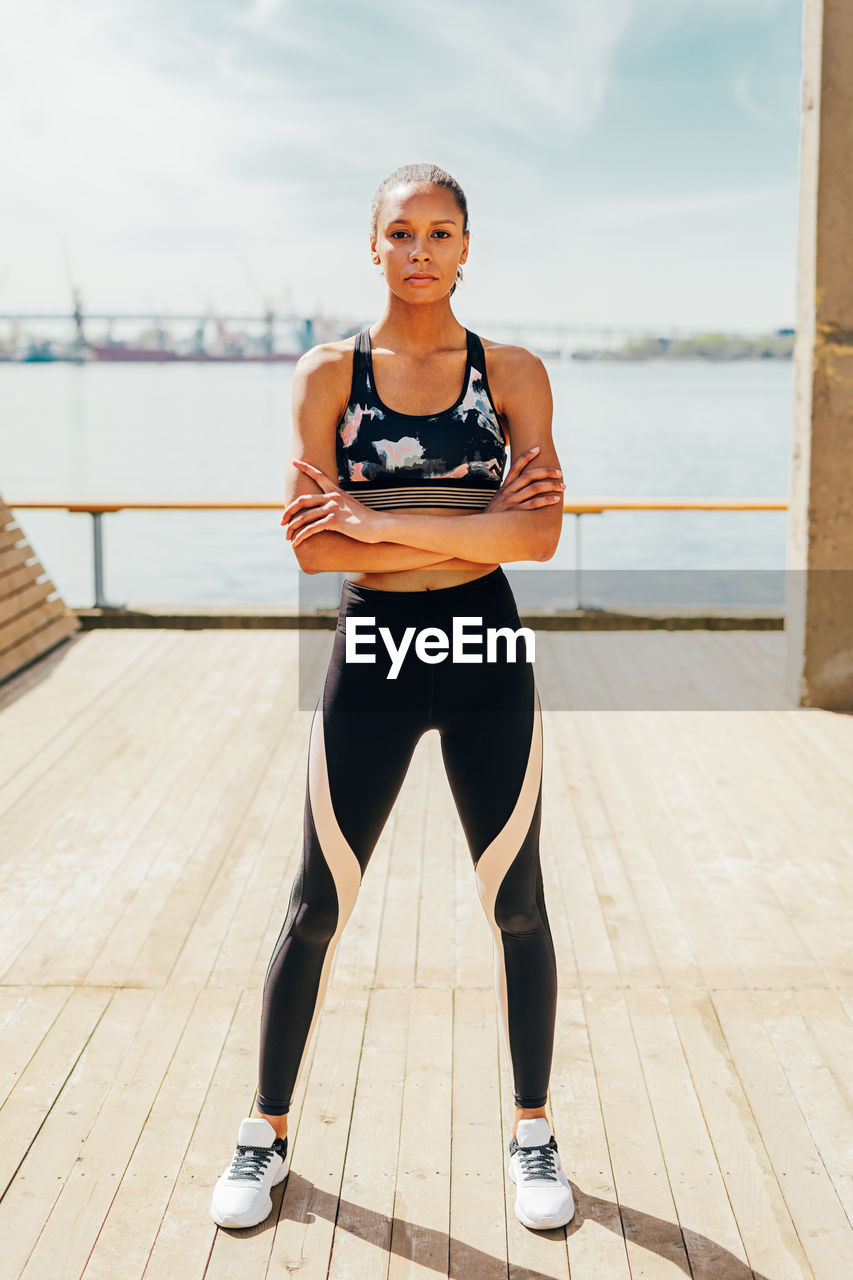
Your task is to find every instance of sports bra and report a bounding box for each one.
[333,327,507,511]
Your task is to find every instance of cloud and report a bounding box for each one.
[733,67,784,124]
[1,0,636,290]
[0,0,800,327]
[100,0,635,174]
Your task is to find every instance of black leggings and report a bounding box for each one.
[257,566,557,1113]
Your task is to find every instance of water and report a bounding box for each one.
[2,358,793,609]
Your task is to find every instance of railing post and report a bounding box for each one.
[90,511,124,609]
[574,513,583,610]
[92,512,106,607]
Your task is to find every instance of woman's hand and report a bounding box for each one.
[283,459,387,547]
[485,447,565,514]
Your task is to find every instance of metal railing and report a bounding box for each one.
[7,498,788,610]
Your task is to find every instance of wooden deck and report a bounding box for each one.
[1,626,852,1279]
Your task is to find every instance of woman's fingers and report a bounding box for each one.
[519,478,565,496]
[488,477,565,513]
[291,458,337,491]
[504,447,541,480]
[282,491,331,521]
[514,492,564,508]
[501,467,562,494]
[500,447,539,485]
[284,498,334,537]
[291,512,334,547]
[500,477,565,503]
[284,491,382,545]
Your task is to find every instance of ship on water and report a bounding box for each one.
[2,334,306,363]
[0,289,339,363]
[84,300,314,362]
[87,341,302,363]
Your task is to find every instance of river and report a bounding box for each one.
[3,357,793,610]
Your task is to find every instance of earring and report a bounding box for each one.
[456,266,464,284]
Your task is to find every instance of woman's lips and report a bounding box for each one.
[406,274,436,282]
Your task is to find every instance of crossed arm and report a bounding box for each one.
[282,342,564,572]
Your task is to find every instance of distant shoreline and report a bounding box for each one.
[571,331,795,362]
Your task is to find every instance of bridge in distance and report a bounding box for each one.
[0,310,785,357]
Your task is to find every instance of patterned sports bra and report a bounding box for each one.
[334,327,507,511]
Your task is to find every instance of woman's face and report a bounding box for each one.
[371,183,469,302]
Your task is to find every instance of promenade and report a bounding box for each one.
[1,626,852,1279]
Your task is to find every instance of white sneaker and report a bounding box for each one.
[508,1117,575,1230]
[210,1116,290,1229]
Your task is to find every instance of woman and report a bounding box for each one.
[210,163,573,1234]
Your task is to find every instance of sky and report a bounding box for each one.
[2,0,804,332]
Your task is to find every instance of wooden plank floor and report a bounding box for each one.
[1,627,852,1279]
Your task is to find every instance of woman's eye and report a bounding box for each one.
[389,230,451,239]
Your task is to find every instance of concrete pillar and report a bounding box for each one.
[786,0,853,709]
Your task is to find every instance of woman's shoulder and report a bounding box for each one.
[292,336,360,406]
[478,334,545,368]
[476,336,549,413]
[294,335,358,377]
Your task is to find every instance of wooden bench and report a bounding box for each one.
[0,496,79,683]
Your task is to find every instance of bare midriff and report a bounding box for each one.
[344,505,501,593]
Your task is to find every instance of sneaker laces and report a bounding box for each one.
[516,1137,559,1183]
[227,1143,276,1183]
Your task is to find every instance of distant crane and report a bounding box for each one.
[237,253,275,355]
[144,293,170,351]
[58,234,85,349]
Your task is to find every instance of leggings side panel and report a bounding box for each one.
[257,693,361,1114]
[471,687,555,1106]
[257,620,429,1115]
